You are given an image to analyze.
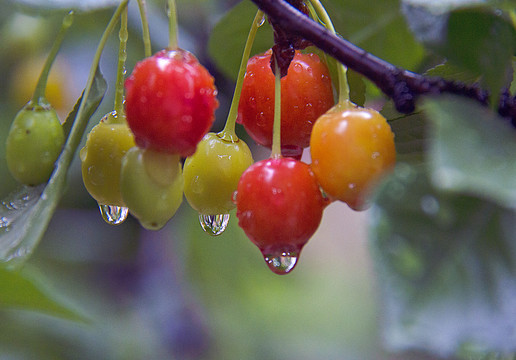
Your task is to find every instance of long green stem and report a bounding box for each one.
[308,0,349,103]
[69,0,129,151]
[137,0,152,57]
[167,0,179,50]
[31,11,74,106]
[220,10,264,141]
[113,6,129,121]
[271,59,282,158]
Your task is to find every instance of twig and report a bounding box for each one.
[250,0,516,124]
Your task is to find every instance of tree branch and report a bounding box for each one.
[250,0,516,124]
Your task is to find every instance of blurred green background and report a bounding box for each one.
[0,0,453,359]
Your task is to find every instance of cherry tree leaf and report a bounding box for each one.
[10,0,119,12]
[325,0,425,71]
[381,102,427,163]
[370,163,516,357]
[0,69,106,269]
[208,1,273,81]
[425,96,516,210]
[0,266,88,322]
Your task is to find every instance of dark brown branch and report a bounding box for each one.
[250,0,516,123]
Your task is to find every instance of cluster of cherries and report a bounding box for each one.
[4,6,396,275]
[83,45,395,274]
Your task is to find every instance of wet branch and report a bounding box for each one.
[250,0,516,123]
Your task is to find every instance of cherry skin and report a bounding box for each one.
[80,111,135,206]
[310,102,396,210]
[124,49,219,157]
[183,132,253,215]
[120,148,184,230]
[6,104,64,186]
[235,157,327,274]
[237,49,334,151]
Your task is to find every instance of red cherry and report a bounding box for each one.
[235,157,327,274]
[237,49,334,150]
[125,49,219,156]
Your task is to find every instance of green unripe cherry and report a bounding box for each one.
[120,147,184,230]
[6,104,64,186]
[80,112,135,206]
[183,132,254,215]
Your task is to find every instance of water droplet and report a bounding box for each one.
[99,205,128,225]
[262,250,298,275]
[257,112,266,126]
[0,217,9,227]
[191,175,204,194]
[257,15,266,27]
[420,195,439,216]
[199,214,230,236]
[0,216,11,233]
[248,96,257,109]
[292,63,303,73]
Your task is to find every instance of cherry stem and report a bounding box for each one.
[220,9,264,142]
[31,11,74,107]
[137,0,152,57]
[307,0,349,103]
[271,57,282,158]
[112,5,128,122]
[62,0,129,174]
[167,0,179,50]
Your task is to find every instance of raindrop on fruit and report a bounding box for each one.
[262,250,299,275]
[99,204,128,225]
[199,213,230,236]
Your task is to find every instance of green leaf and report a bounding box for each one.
[402,0,487,15]
[424,62,481,84]
[402,0,516,15]
[444,10,515,101]
[0,266,88,322]
[347,69,366,107]
[425,95,516,209]
[370,163,516,356]
[11,0,119,13]
[381,102,427,163]
[325,0,425,71]
[208,1,273,81]
[0,69,106,269]
[403,5,516,100]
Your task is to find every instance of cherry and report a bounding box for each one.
[235,157,326,274]
[237,49,334,151]
[183,132,253,216]
[124,49,219,157]
[5,104,64,186]
[310,102,396,210]
[120,147,184,230]
[80,111,135,207]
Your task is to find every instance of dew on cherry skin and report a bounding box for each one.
[99,204,129,226]
[262,250,299,275]
[199,213,230,236]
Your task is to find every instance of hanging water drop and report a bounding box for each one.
[99,204,128,225]
[199,213,230,236]
[262,250,298,275]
